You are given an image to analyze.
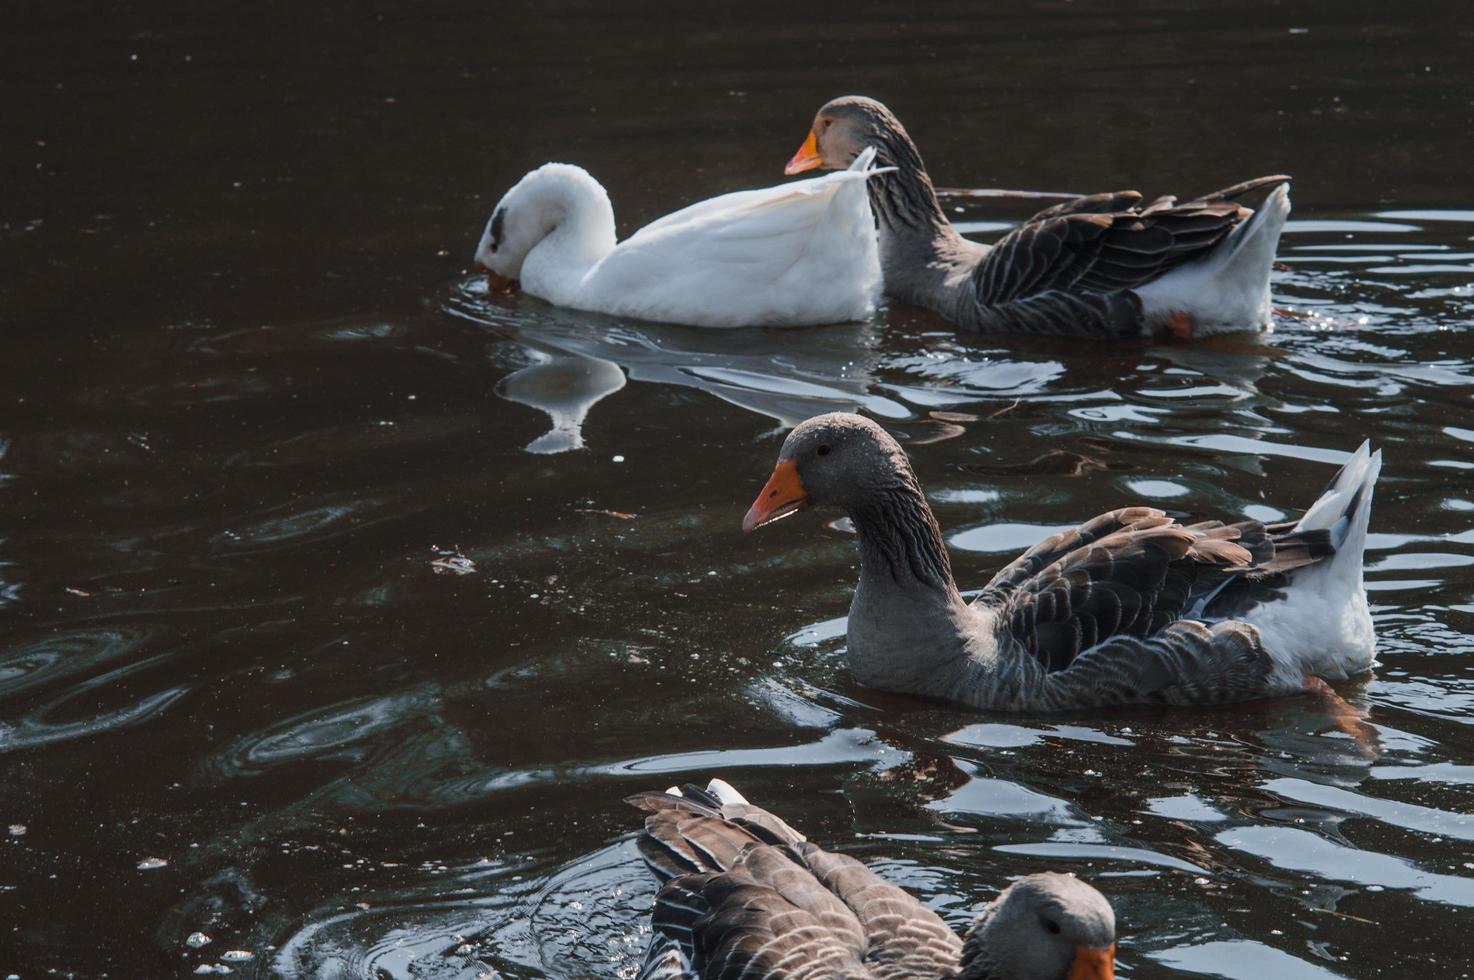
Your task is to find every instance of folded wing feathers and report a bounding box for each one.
[1036,618,1274,708]
[637,936,695,980]
[797,843,963,974]
[974,178,1289,306]
[981,507,1169,599]
[630,786,962,978]
[1187,174,1292,205]
[1026,189,1143,223]
[1000,517,1279,674]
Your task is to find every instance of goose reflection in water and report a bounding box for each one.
[460,285,902,451]
[452,280,1122,454]
[496,349,627,454]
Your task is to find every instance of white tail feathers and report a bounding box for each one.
[849,146,878,172]
[663,778,749,806]
[1221,183,1290,275]
[847,145,897,179]
[1296,440,1382,553]
[1245,441,1381,684]
[1292,440,1382,608]
[706,778,748,806]
[1135,182,1290,334]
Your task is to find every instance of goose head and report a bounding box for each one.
[961,872,1116,980]
[785,95,905,174]
[473,163,615,291]
[742,412,914,531]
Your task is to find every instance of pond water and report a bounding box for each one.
[3,2,1472,977]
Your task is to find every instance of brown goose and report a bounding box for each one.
[630,778,1115,980]
[784,96,1291,340]
[742,413,1380,711]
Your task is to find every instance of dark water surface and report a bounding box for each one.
[4,2,1474,977]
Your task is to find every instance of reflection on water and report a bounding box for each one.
[3,203,1472,979]
[497,350,627,454]
[5,2,1474,976]
[448,290,899,435]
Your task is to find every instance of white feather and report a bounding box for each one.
[1242,443,1382,687]
[1135,184,1291,335]
[705,778,748,806]
[475,150,887,328]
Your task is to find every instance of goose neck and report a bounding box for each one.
[849,479,956,596]
[866,125,954,242]
[844,476,975,692]
[520,176,618,301]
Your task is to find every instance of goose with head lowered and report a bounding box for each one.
[784,96,1291,340]
[743,413,1380,711]
[629,778,1115,980]
[474,149,890,328]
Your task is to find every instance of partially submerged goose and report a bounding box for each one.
[743,413,1380,711]
[784,96,1291,339]
[630,779,1115,980]
[473,149,889,328]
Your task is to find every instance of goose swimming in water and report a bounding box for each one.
[474,148,890,328]
[784,96,1291,340]
[630,778,1115,979]
[743,413,1381,711]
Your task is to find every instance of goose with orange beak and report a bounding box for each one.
[631,778,1116,979]
[782,95,1293,340]
[742,412,1381,713]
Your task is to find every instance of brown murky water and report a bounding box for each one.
[3,2,1473,977]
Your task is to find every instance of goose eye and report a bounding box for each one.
[816,445,832,457]
[1042,918,1061,935]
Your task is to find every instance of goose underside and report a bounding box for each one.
[959,288,1146,339]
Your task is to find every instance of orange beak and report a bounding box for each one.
[742,459,810,532]
[474,260,519,293]
[1067,944,1115,980]
[784,131,822,175]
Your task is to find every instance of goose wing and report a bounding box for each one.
[592,150,884,297]
[970,175,1291,305]
[630,783,961,979]
[978,508,1329,676]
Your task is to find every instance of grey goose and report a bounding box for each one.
[784,96,1291,341]
[742,413,1380,711]
[630,779,1115,979]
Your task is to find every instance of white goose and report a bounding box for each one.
[473,150,889,328]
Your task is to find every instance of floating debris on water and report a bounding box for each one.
[7,824,25,837]
[220,950,254,962]
[137,856,168,870]
[430,552,477,576]
[186,932,211,948]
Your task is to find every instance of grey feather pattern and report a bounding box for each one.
[966,508,1329,707]
[957,182,1287,338]
[846,95,1288,339]
[767,413,1376,714]
[630,789,960,979]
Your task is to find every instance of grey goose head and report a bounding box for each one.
[785,95,915,174]
[960,872,1116,980]
[742,412,917,531]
